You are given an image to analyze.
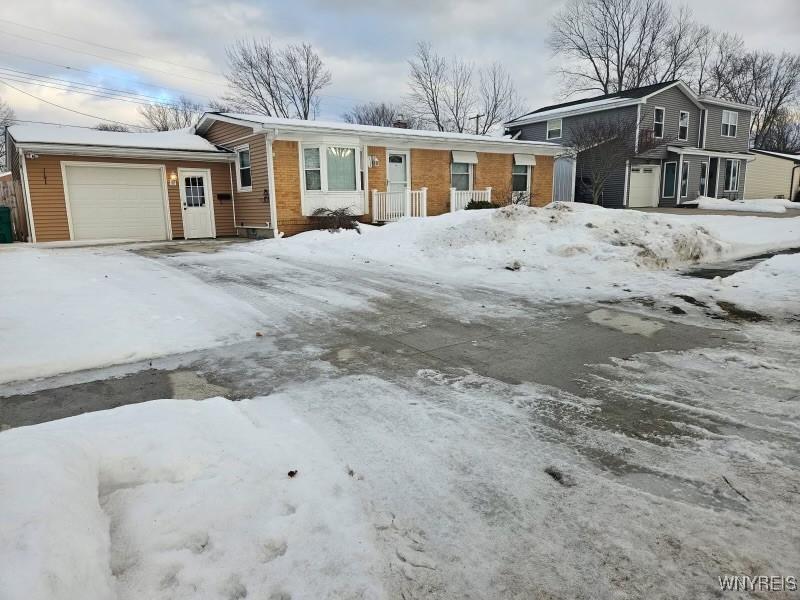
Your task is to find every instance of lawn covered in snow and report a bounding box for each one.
[0,397,385,600]
[0,247,265,384]
[683,195,800,213]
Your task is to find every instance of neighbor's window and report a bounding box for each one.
[678,111,690,141]
[451,162,471,191]
[724,159,740,192]
[721,110,738,137]
[662,161,677,198]
[653,107,665,138]
[546,119,562,140]
[680,162,689,197]
[235,145,252,191]
[326,147,357,191]
[303,147,322,191]
[512,164,529,192]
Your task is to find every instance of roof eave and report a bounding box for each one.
[13,141,234,161]
[504,98,642,128]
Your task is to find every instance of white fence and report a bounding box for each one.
[372,188,427,223]
[450,187,492,212]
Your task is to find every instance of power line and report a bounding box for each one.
[0,18,221,76]
[0,78,145,128]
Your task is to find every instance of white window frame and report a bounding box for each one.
[546,119,562,140]
[721,110,738,138]
[450,162,473,191]
[300,143,362,194]
[235,144,252,192]
[678,111,690,142]
[723,159,740,192]
[662,161,677,199]
[653,107,665,139]
[698,161,709,196]
[511,163,530,194]
[680,162,690,198]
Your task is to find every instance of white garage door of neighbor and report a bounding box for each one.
[64,165,169,241]
[628,165,661,208]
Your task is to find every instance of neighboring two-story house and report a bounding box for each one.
[505,80,757,208]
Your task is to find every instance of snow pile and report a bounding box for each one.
[0,247,266,384]
[684,196,799,213]
[716,253,800,317]
[0,397,385,600]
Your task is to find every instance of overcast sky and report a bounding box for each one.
[1,0,798,130]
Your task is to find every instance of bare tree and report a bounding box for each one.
[95,123,130,132]
[562,115,663,204]
[408,43,523,134]
[0,97,15,171]
[342,102,416,127]
[694,32,744,96]
[757,107,800,153]
[139,96,203,131]
[223,39,331,119]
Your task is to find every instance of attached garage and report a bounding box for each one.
[627,164,660,207]
[63,164,169,241]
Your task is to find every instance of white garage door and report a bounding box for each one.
[628,165,660,208]
[64,165,169,241]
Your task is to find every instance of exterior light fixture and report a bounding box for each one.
[169,172,178,186]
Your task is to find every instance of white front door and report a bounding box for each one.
[179,169,215,239]
[387,152,409,195]
[628,165,661,207]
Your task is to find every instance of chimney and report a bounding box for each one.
[392,114,409,129]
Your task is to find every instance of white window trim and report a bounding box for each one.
[653,107,665,139]
[723,159,740,192]
[680,162,690,198]
[662,161,677,198]
[699,161,709,196]
[512,163,531,197]
[546,119,562,140]
[234,144,252,192]
[300,143,362,194]
[450,162,473,191]
[678,111,690,142]
[721,110,738,138]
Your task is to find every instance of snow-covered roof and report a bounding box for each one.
[752,149,800,162]
[8,124,226,153]
[197,113,562,152]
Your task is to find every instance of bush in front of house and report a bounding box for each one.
[465,200,498,210]
[311,207,361,233]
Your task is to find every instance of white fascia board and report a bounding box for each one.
[14,142,234,162]
[667,146,756,161]
[698,96,759,112]
[195,113,262,136]
[504,98,641,128]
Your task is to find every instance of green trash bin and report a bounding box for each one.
[0,206,13,243]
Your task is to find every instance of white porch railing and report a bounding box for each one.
[450,187,492,212]
[372,188,427,223]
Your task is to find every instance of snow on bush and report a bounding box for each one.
[0,398,385,600]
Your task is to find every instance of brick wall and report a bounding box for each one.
[475,152,514,203]
[531,156,554,207]
[410,148,451,215]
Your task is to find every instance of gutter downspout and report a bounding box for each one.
[264,130,280,238]
[19,149,36,243]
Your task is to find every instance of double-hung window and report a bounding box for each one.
[235,145,252,191]
[724,159,740,192]
[512,164,529,193]
[451,162,471,191]
[721,110,738,137]
[678,111,689,141]
[302,144,360,193]
[653,107,665,139]
[303,147,322,191]
[546,119,562,140]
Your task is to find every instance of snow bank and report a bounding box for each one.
[0,247,266,384]
[716,253,800,317]
[0,397,385,600]
[683,196,800,213]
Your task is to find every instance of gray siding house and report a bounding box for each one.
[505,81,756,209]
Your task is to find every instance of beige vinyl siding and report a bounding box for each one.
[745,153,797,199]
[22,154,234,242]
[203,121,270,227]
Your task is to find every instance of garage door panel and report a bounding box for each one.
[65,166,169,241]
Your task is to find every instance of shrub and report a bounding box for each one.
[465,200,497,210]
[310,207,361,233]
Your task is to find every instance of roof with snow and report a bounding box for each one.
[8,124,226,153]
[196,113,562,152]
[752,149,800,162]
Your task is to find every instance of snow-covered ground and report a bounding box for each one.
[0,247,266,384]
[0,397,386,600]
[683,195,800,213]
